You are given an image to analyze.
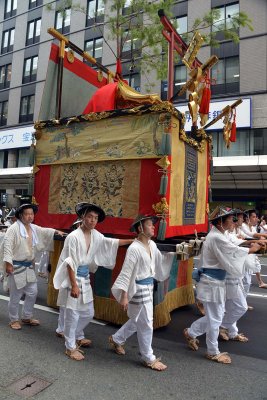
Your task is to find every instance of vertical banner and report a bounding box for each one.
[183,144,197,225]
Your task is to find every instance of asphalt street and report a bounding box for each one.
[0,262,267,400]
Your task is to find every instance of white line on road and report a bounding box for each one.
[247,292,267,299]
[0,294,106,325]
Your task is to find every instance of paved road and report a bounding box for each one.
[0,263,267,400]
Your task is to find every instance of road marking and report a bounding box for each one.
[247,292,267,299]
[192,286,267,299]
[0,294,106,325]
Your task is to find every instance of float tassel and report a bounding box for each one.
[157,219,167,241]
[159,174,168,196]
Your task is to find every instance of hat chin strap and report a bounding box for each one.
[138,222,152,239]
[217,217,227,232]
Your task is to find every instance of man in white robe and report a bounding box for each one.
[109,215,175,371]
[220,215,264,341]
[184,207,261,364]
[55,218,82,338]
[53,202,133,361]
[241,209,267,290]
[1,204,64,330]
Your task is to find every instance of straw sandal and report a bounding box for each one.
[9,320,22,330]
[183,328,199,351]
[56,331,64,338]
[21,318,40,326]
[108,335,125,355]
[143,358,167,371]
[230,333,248,342]
[206,352,231,364]
[219,328,229,341]
[76,338,92,347]
[65,348,85,361]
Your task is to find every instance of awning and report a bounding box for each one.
[212,156,267,189]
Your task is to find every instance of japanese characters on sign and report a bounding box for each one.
[0,126,34,149]
[176,98,251,132]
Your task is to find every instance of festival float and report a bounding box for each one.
[31,11,242,328]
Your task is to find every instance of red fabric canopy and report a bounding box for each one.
[83,83,118,113]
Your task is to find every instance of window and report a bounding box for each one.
[23,56,38,84]
[26,18,41,46]
[0,101,8,126]
[124,74,140,92]
[212,130,251,157]
[0,152,5,168]
[55,8,71,34]
[18,148,30,167]
[122,31,140,54]
[0,64,12,89]
[212,3,239,32]
[4,0,17,19]
[174,65,187,88]
[29,0,43,9]
[1,28,15,54]
[124,0,132,7]
[175,16,188,36]
[252,128,267,156]
[161,65,187,101]
[19,95,35,123]
[87,0,104,20]
[211,56,239,95]
[85,38,103,61]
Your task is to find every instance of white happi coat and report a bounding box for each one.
[224,230,258,299]
[196,226,249,304]
[239,224,262,274]
[1,221,55,289]
[111,239,175,318]
[240,223,256,239]
[54,227,119,311]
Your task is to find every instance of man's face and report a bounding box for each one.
[141,219,155,238]
[249,212,258,226]
[82,210,99,230]
[221,215,234,231]
[21,208,34,225]
[237,214,244,225]
[228,219,235,232]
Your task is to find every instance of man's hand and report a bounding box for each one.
[6,263,13,274]
[249,243,261,254]
[70,284,80,298]
[120,292,128,311]
[56,230,66,237]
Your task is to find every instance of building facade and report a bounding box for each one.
[0,0,266,212]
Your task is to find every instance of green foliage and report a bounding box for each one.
[47,1,253,89]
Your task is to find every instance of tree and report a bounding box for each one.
[47,0,253,89]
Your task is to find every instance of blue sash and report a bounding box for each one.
[13,260,32,268]
[77,265,89,278]
[135,277,154,285]
[192,268,226,282]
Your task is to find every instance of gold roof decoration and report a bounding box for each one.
[117,80,162,106]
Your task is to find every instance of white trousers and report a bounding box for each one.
[243,272,252,296]
[56,306,65,334]
[221,288,247,338]
[8,275,38,322]
[188,301,225,355]
[112,302,156,364]
[64,302,94,350]
[37,251,49,274]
